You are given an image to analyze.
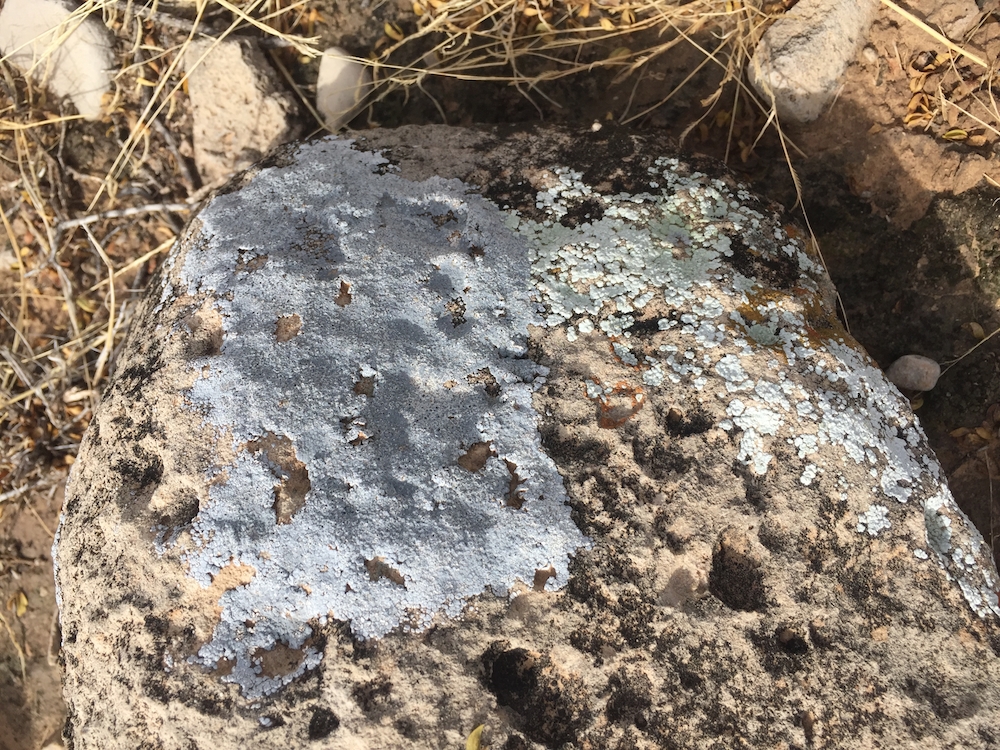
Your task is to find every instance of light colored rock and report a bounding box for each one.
[57,126,1000,749]
[315,47,373,130]
[0,0,113,120]
[183,38,298,187]
[927,0,984,41]
[750,0,879,122]
[886,353,942,392]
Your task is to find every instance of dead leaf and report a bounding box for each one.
[466,724,486,750]
[5,591,27,617]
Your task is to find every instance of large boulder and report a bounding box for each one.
[56,125,1000,749]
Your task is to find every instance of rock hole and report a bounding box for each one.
[184,305,224,357]
[235,249,268,272]
[252,641,306,679]
[776,626,810,655]
[353,371,376,397]
[246,433,311,524]
[532,565,556,591]
[445,297,466,327]
[457,441,494,472]
[274,313,302,342]
[364,556,406,587]
[334,280,352,307]
[709,527,766,612]
[307,707,340,740]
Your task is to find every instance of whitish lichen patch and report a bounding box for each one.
[510,158,1000,621]
[171,140,590,697]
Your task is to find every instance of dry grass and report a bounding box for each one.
[0,0,321,516]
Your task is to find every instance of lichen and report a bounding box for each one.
[170,140,590,697]
[165,135,999,699]
[511,156,1000,621]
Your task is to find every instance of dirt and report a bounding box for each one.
[2,1,1000,747]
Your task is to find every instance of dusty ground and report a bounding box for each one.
[2,0,1000,747]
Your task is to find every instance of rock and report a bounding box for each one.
[315,47,373,130]
[56,125,1000,749]
[183,39,298,187]
[886,353,942,392]
[0,0,113,120]
[926,0,984,41]
[750,0,879,122]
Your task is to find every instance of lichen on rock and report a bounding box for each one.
[56,125,1000,749]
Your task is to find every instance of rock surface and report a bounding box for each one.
[0,0,113,120]
[183,38,298,186]
[57,125,1000,749]
[751,0,879,123]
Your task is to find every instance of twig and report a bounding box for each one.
[0,484,31,504]
[941,324,1000,374]
[26,501,54,539]
[55,201,194,235]
[81,227,117,393]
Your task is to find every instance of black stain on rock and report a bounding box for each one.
[307,707,340,740]
[606,667,653,726]
[352,675,392,713]
[726,233,802,291]
[632,436,691,480]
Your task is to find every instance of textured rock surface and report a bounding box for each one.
[183,39,298,186]
[0,0,113,120]
[750,0,879,123]
[57,125,1000,749]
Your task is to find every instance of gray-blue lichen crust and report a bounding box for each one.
[173,139,590,697]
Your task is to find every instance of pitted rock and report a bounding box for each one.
[56,125,1000,750]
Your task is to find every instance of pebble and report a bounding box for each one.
[0,0,113,120]
[886,354,941,392]
[316,47,373,130]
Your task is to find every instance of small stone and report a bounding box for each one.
[750,0,879,122]
[886,354,941,392]
[316,47,373,130]
[0,0,113,120]
[183,39,298,186]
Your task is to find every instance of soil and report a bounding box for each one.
[2,1,1000,748]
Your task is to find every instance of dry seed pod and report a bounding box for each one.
[886,354,941,392]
